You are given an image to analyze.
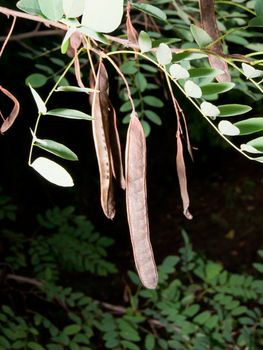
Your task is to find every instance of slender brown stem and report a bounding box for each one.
[0,29,63,42]
[0,16,16,57]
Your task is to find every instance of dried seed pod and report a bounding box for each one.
[125,113,158,289]
[91,61,115,219]
[0,86,20,134]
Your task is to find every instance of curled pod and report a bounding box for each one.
[125,113,158,289]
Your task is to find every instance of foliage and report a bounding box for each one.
[1,192,263,350]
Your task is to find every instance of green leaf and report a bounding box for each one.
[253,263,263,273]
[201,82,235,96]
[135,72,147,92]
[218,120,240,136]
[120,340,140,350]
[63,0,85,18]
[81,0,124,33]
[242,63,263,78]
[143,96,164,107]
[29,85,47,114]
[247,136,263,152]
[78,27,110,45]
[193,311,211,325]
[30,157,74,187]
[34,138,78,161]
[46,108,93,120]
[189,67,223,79]
[138,31,152,53]
[16,0,42,15]
[190,24,213,47]
[234,118,263,135]
[28,342,46,350]
[141,120,151,137]
[218,104,252,117]
[132,3,167,22]
[184,80,202,98]
[38,0,64,21]
[63,324,82,335]
[144,110,162,125]
[256,0,263,16]
[231,306,248,316]
[0,336,11,349]
[248,16,263,27]
[26,73,48,88]
[156,43,172,65]
[205,262,223,281]
[120,61,137,75]
[145,334,155,350]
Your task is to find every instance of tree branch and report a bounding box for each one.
[0,29,64,42]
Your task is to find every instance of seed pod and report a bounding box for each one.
[125,113,158,289]
[91,61,115,219]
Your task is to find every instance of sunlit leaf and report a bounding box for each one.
[30,157,74,187]
[38,0,64,21]
[190,24,213,47]
[46,108,93,120]
[200,101,220,118]
[34,138,78,160]
[218,120,240,136]
[63,0,85,18]
[78,27,110,44]
[16,0,42,15]
[56,86,96,93]
[81,0,124,33]
[240,144,262,154]
[242,63,263,78]
[234,118,263,135]
[132,3,167,21]
[29,85,47,115]
[218,104,252,117]
[184,80,202,98]
[247,136,263,152]
[169,63,189,80]
[156,43,172,65]
[174,52,208,61]
[138,31,152,53]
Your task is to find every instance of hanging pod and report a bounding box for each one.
[125,113,158,289]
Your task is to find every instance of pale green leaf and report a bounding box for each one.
[46,108,93,120]
[30,157,74,187]
[138,31,152,53]
[201,82,235,96]
[190,24,213,47]
[78,27,109,44]
[81,0,124,33]
[26,73,48,88]
[218,104,252,117]
[218,120,240,136]
[56,86,96,93]
[234,117,263,135]
[247,136,263,152]
[63,0,85,18]
[16,0,42,15]
[242,63,263,78]
[61,28,76,54]
[38,0,64,21]
[29,85,47,115]
[34,138,78,160]
[184,80,202,98]
[169,63,189,80]
[200,101,220,118]
[132,3,167,21]
[156,43,172,65]
[240,144,262,154]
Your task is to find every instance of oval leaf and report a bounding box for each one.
[218,120,240,136]
[189,67,223,79]
[247,136,263,152]
[200,101,220,118]
[16,0,42,15]
[234,117,263,135]
[190,24,213,47]
[132,3,167,21]
[138,31,152,53]
[201,82,235,96]
[34,138,78,161]
[218,104,252,117]
[169,63,190,80]
[30,157,74,187]
[156,43,172,65]
[184,80,202,98]
[63,0,85,18]
[26,73,48,88]
[46,108,93,120]
[38,0,64,21]
[81,0,124,33]
[242,63,263,78]
[240,144,262,154]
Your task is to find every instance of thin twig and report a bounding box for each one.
[0,29,64,42]
[0,16,16,57]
